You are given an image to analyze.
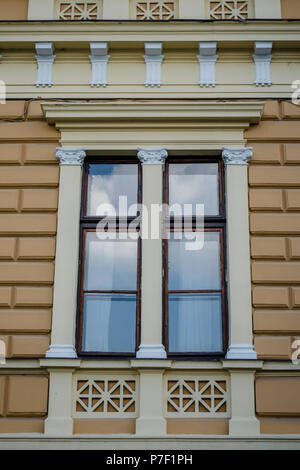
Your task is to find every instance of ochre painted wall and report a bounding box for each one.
[0,101,59,359]
[281,0,300,18]
[246,101,300,361]
[0,0,28,20]
[0,375,48,433]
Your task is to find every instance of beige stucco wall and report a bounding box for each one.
[281,0,300,18]
[0,101,59,359]
[246,101,300,362]
[0,0,28,20]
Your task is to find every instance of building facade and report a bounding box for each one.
[0,0,300,450]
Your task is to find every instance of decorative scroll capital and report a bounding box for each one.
[56,147,86,166]
[137,147,168,165]
[222,147,253,165]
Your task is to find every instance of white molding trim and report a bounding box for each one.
[253,41,272,87]
[1,436,300,449]
[136,344,167,359]
[137,147,168,165]
[56,147,86,166]
[198,42,218,88]
[45,344,78,359]
[35,42,55,87]
[144,42,164,88]
[222,146,253,165]
[226,344,257,360]
[89,42,110,87]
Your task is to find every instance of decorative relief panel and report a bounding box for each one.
[74,376,138,417]
[58,1,102,20]
[209,1,250,20]
[136,1,176,20]
[166,376,230,417]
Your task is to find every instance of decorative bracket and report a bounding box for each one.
[89,42,110,87]
[253,41,272,87]
[56,147,86,166]
[35,42,55,88]
[198,42,218,88]
[222,147,253,165]
[137,147,168,165]
[144,42,164,88]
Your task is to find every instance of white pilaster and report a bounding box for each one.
[28,0,55,19]
[0,71,5,105]
[44,368,75,436]
[178,0,205,19]
[254,0,281,19]
[144,42,164,88]
[35,43,55,88]
[102,0,130,19]
[135,368,166,435]
[136,147,167,359]
[45,148,86,359]
[89,42,110,87]
[198,42,218,88]
[228,369,260,435]
[253,42,272,87]
[222,147,257,361]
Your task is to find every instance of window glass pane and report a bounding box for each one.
[87,163,138,216]
[84,233,137,291]
[82,293,136,353]
[168,293,222,352]
[168,231,221,291]
[169,163,219,216]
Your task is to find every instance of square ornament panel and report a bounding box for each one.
[57,1,102,20]
[135,1,177,20]
[209,1,252,20]
[166,375,230,417]
[73,375,138,418]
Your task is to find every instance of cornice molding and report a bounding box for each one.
[42,101,264,150]
[42,101,264,124]
[0,21,300,44]
[56,147,86,166]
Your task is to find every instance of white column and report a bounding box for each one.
[46,148,86,358]
[44,367,75,436]
[228,368,260,435]
[136,148,167,359]
[222,147,257,360]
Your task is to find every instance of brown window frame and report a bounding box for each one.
[163,157,228,358]
[76,157,142,358]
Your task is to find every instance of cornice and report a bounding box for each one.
[41,100,264,150]
[0,21,300,45]
[42,100,264,124]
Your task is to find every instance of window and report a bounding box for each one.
[77,159,141,356]
[78,156,226,357]
[163,158,227,356]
